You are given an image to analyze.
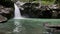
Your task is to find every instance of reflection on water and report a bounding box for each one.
[0,19,15,34]
[13,20,22,34]
[0,19,60,34]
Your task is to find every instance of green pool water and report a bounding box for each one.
[0,18,60,34]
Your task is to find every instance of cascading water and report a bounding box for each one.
[14,3,23,19]
[13,3,24,33]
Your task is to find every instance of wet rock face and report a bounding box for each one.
[20,3,52,18]
[20,3,60,18]
[20,3,40,18]
[0,0,14,23]
[0,15,7,22]
[0,5,14,23]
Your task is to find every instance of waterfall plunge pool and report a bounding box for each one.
[0,19,60,34]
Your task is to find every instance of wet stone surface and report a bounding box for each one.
[0,5,14,23]
[0,0,14,23]
[0,15,7,22]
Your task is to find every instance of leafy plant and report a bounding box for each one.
[32,0,56,5]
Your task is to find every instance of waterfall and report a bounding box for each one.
[14,3,23,19]
[13,3,24,33]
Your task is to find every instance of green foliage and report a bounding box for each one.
[42,0,56,5]
[33,0,56,5]
[42,0,53,2]
[55,0,60,4]
[41,1,55,5]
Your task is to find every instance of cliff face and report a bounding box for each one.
[0,0,14,23]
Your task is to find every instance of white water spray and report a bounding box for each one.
[14,3,23,19]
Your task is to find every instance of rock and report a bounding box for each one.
[16,1,25,7]
[0,15,7,23]
[0,0,14,23]
[0,6,14,23]
[20,2,60,18]
[49,4,58,9]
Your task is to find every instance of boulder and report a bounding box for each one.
[0,15,7,23]
[0,0,14,23]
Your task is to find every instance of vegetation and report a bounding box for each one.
[11,0,60,5]
[32,0,56,5]
[55,0,60,4]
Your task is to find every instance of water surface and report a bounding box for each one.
[0,19,60,34]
